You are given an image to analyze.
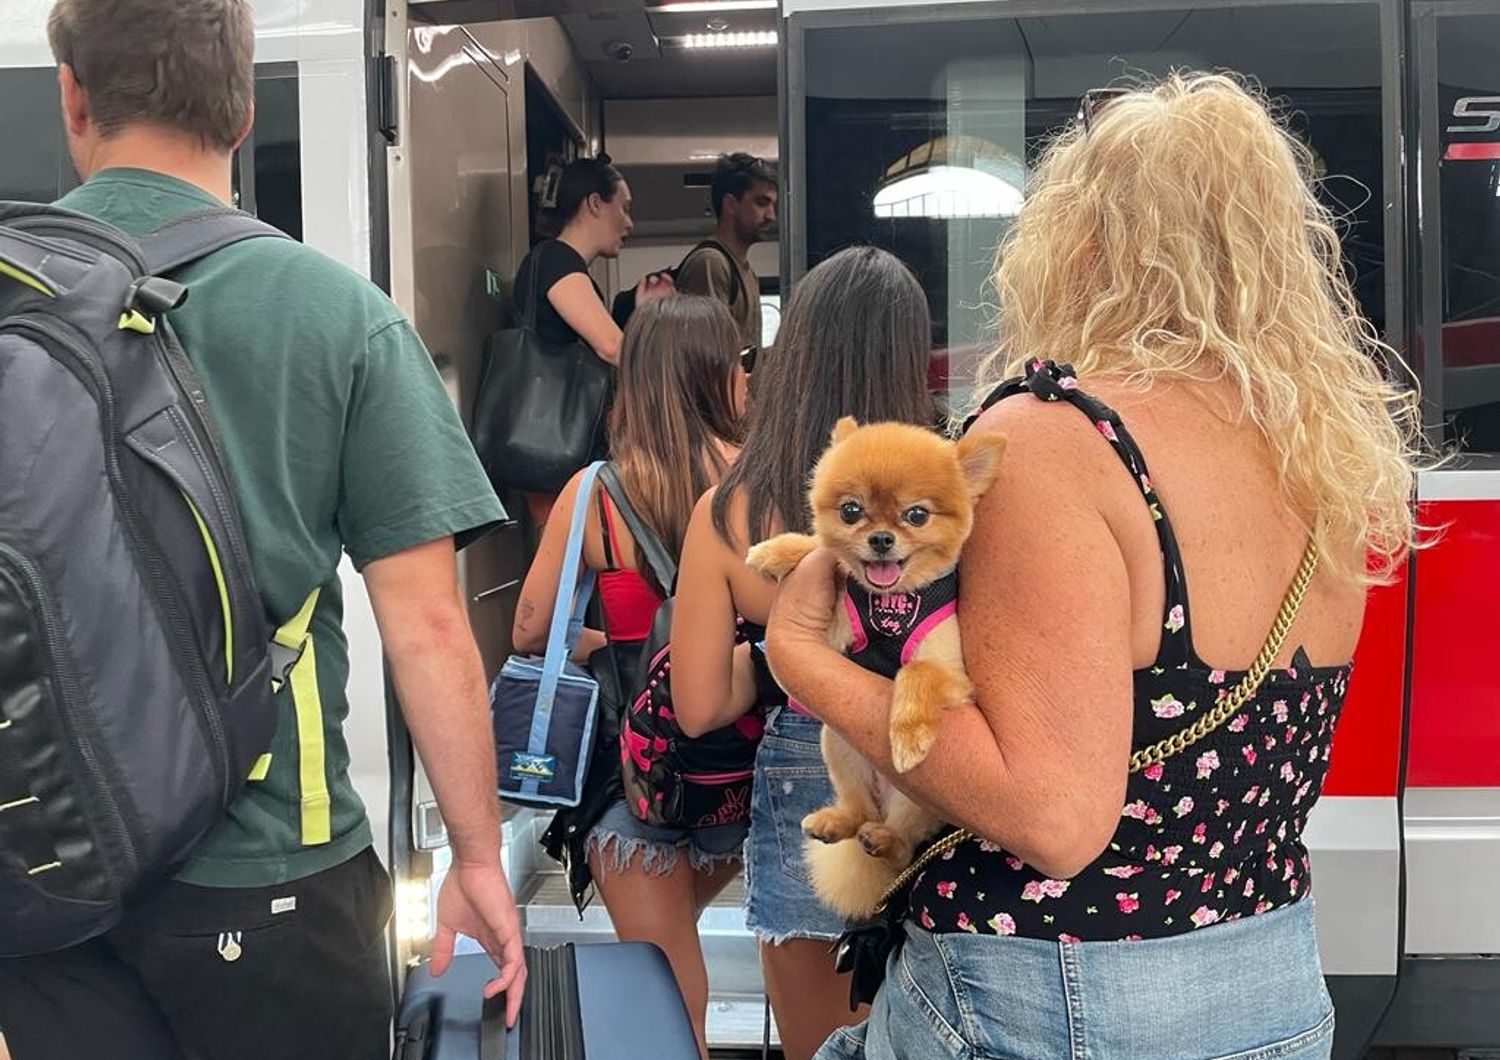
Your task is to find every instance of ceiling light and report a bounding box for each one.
[677,30,778,48]
[651,1,778,12]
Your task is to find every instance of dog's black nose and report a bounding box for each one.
[868,531,896,555]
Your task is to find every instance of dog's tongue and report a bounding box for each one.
[865,561,902,589]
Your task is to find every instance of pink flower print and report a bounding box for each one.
[977,839,1003,854]
[1173,796,1195,818]
[1255,900,1274,915]
[1005,855,1025,871]
[1151,694,1186,719]
[1273,700,1290,724]
[1146,844,1160,862]
[1059,933,1082,944]
[1233,821,1247,844]
[1139,472,1151,491]
[1164,604,1185,634]
[1096,419,1118,442]
[1165,888,1182,904]
[935,881,957,899]
[1161,845,1183,865]
[1144,762,1165,782]
[988,912,1017,936]
[1208,669,1227,685]
[1289,877,1300,896]
[1125,934,1143,942]
[1284,858,1296,881]
[1195,751,1220,779]
[1190,906,1221,928]
[1122,800,1150,821]
[956,912,978,933]
[1059,375,1079,391]
[1040,879,1070,898]
[1256,819,1269,835]
[1244,877,1257,897]
[1242,745,1258,766]
[1242,786,1261,805]
[1192,822,1209,844]
[1280,761,1297,783]
[1224,868,1240,885]
[1216,799,1231,816]
[1022,881,1046,903]
[1201,872,1217,893]
[1258,788,1272,808]
[1229,713,1250,733]
[1103,865,1144,879]
[919,908,936,930]
[1264,734,1277,751]
[1115,892,1141,914]
[1209,841,1225,859]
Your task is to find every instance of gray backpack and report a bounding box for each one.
[0,203,294,955]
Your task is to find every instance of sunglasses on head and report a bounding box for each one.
[739,345,758,374]
[1075,86,1132,135]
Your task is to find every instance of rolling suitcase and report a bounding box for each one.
[394,941,699,1060]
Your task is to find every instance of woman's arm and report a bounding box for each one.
[764,402,1135,879]
[670,490,758,737]
[513,470,595,655]
[547,273,624,365]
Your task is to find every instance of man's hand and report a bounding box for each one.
[429,861,527,1027]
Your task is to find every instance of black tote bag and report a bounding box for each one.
[472,252,615,494]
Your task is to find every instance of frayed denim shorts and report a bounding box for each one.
[817,897,1334,1060]
[744,709,848,944]
[585,799,745,877]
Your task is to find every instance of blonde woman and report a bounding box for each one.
[763,73,1422,1060]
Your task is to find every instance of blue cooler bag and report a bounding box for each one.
[492,461,603,808]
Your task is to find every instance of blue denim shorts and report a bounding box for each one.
[817,897,1334,1060]
[744,709,847,944]
[586,799,745,877]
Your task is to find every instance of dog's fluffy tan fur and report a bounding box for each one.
[746,417,1005,918]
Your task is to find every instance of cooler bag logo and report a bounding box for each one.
[509,752,557,783]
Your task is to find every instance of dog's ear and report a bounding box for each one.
[830,416,859,445]
[954,430,1007,498]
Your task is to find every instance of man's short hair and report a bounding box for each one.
[48,0,255,150]
[710,153,777,217]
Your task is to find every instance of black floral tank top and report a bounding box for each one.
[908,361,1352,942]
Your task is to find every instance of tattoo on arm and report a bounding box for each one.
[519,597,536,628]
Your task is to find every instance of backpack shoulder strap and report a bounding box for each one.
[598,463,678,592]
[681,240,744,305]
[139,208,288,275]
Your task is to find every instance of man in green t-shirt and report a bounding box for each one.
[0,2,525,1058]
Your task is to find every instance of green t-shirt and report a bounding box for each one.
[57,168,504,887]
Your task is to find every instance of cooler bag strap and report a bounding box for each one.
[521,462,604,798]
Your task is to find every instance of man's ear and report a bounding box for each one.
[231,102,256,153]
[58,64,90,140]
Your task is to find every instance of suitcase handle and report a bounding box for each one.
[480,992,508,1060]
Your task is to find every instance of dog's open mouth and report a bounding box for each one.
[862,560,904,590]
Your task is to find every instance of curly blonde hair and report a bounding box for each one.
[980,71,1424,584]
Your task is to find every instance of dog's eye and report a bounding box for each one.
[904,506,931,527]
[839,501,864,525]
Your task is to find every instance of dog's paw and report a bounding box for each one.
[857,823,913,865]
[889,718,939,774]
[745,533,818,580]
[802,807,860,845]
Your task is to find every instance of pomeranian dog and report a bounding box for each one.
[746,417,1005,918]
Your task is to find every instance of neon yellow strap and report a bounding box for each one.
[118,309,157,334]
[247,754,273,782]
[182,494,234,684]
[272,588,330,845]
[0,261,54,297]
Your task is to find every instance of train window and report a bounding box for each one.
[0,63,301,239]
[0,66,78,202]
[236,63,303,240]
[1431,13,1500,453]
[798,4,1386,419]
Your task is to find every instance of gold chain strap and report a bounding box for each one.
[872,540,1320,914]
